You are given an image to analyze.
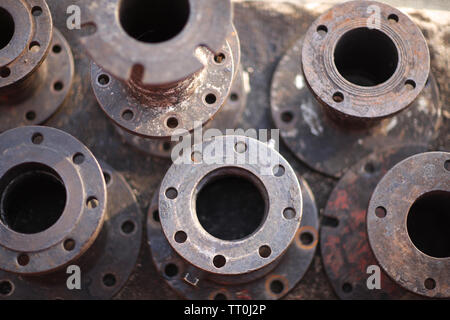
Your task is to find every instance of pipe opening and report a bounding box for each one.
[0,163,67,234]
[119,0,190,44]
[0,7,15,50]
[334,28,398,87]
[195,168,268,241]
[407,191,450,258]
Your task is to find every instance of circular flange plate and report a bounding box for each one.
[0,161,142,299]
[0,28,74,132]
[321,144,427,299]
[116,66,248,158]
[90,37,234,138]
[148,177,318,300]
[367,152,450,298]
[80,0,232,85]
[301,0,430,120]
[0,126,106,275]
[271,37,441,178]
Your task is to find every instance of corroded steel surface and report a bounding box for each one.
[302,0,430,122]
[0,126,106,275]
[149,169,318,299]
[0,161,142,299]
[0,0,74,132]
[321,145,426,299]
[367,152,450,298]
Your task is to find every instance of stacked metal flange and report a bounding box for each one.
[0,0,74,133]
[271,0,442,178]
[147,135,319,299]
[0,126,142,299]
[79,0,247,158]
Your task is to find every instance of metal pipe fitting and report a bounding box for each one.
[271,0,441,177]
[0,126,141,299]
[81,0,240,140]
[367,152,450,298]
[0,0,74,132]
[321,146,449,299]
[148,136,319,299]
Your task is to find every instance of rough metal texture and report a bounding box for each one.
[0,161,143,299]
[116,66,248,158]
[0,0,74,133]
[302,0,430,122]
[367,152,450,298]
[0,126,106,275]
[43,0,448,299]
[271,0,441,178]
[80,0,236,138]
[321,145,425,299]
[148,175,318,300]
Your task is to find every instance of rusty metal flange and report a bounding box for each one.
[0,0,74,132]
[271,3,441,178]
[116,66,248,158]
[83,0,236,138]
[0,128,142,299]
[80,0,232,86]
[302,0,430,122]
[367,152,450,298]
[321,144,432,300]
[0,126,106,275]
[148,140,318,299]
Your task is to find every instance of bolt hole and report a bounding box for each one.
[73,153,85,165]
[214,293,227,300]
[29,41,40,53]
[259,245,272,258]
[166,117,179,129]
[375,206,387,218]
[164,263,179,278]
[153,210,160,222]
[52,45,62,54]
[317,25,328,37]
[97,74,110,86]
[165,187,178,200]
[53,81,64,91]
[273,165,285,177]
[405,79,416,90]
[121,221,135,234]
[103,172,111,185]
[31,133,43,144]
[205,93,217,105]
[0,67,10,78]
[342,282,353,293]
[388,14,399,23]
[424,278,436,290]
[174,231,187,243]
[213,255,226,268]
[122,109,134,121]
[230,93,239,101]
[333,92,344,103]
[102,274,116,287]
[281,111,294,123]
[283,208,296,220]
[0,281,13,296]
[32,6,43,16]
[17,254,29,266]
[26,111,36,121]
[86,197,99,209]
[63,239,75,251]
[270,280,284,294]
[364,162,376,174]
[234,141,247,153]
[300,232,314,245]
[445,160,450,171]
[322,216,339,228]
[214,53,226,64]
